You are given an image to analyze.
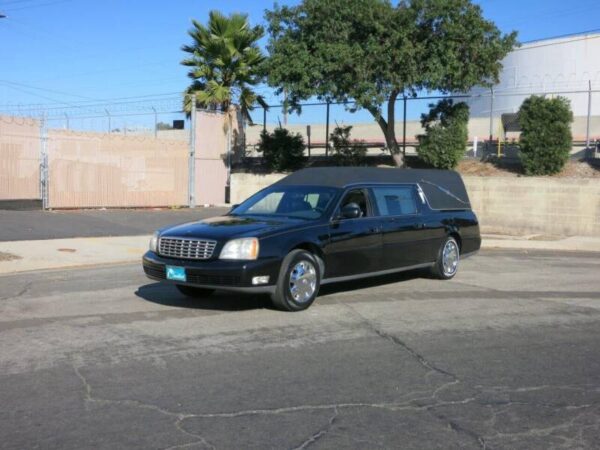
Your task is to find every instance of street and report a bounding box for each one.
[0,249,599,449]
[0,208,230,242]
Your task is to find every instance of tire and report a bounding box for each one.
[271,249,321,312]
[176,285,215,298]
[431,236,460,280]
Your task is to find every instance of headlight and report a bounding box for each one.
[220,237,259,260]
[149,231,159,252]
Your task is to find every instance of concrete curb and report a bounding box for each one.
[482,236,600,253]
[1,234,599,275]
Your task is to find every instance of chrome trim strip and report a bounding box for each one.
[460,250,479,259]
[143,273,276,294]
[321,262,434,285]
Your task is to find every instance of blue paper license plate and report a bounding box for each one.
[166,266,186,282]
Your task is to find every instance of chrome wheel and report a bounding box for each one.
[442,239,459,276]
[289,260,317,302]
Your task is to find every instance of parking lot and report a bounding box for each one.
[0,248,599,449]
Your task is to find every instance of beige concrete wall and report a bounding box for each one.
[231,172,600,237]
[126,129,189,141]
[231,173,287,205]
[47,130,188,208]
[0,116,40,200]
[245,116,600,149]
[245,118,492,147]
[464,176,600,237]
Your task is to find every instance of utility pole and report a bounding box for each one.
[189,94,197,208]
[488,87,494,143]
[151,106,157,138]
[40,113,49,209]
[402,96,407,158]
[325,101,330,157]
[586,80,592,150]
[226,112,232,204]
[283,88,288,126]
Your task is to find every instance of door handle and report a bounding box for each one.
[369,226,381,233]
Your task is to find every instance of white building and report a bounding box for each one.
[464,31,600,119]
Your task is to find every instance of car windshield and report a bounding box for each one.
[230,185,339,220]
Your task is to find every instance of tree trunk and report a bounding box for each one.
[366,91,405,167]
[386,90,404,167]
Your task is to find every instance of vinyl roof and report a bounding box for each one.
[275,167,472,210]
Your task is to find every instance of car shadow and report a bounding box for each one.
[136,268,431,311]
[318,268,431,297]
[135,283,272,311]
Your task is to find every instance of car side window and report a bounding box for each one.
[339,189,369,218]
[372,186,418,216]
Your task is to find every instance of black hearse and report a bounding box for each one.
[143,167,480,311]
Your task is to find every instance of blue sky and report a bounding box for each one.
[1,0,599,128]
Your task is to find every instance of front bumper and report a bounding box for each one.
[142,251,280,294]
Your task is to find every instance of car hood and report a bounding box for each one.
[159,215,307,240]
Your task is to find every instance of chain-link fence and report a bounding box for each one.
[0,97,195,208]
[0,96,190,139]
[245,87,600,162]
[1,87,598,208]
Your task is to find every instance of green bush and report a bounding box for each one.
[417,100,469,169]
[518,95,573,176]
[257,128,306,172]
[330,125,367,166]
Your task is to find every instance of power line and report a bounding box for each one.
[0,95,184,117]
[0,82,87,108]
[0,79,97,100]
[0,91,184,109]
[3,0,75,12]
[44,109,184,121]
[1,0,45,6]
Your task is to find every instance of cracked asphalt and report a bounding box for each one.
[0,248,599,449]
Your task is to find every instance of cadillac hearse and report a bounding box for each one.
[143,167,481,311]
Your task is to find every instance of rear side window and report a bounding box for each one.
[371,186,418,216]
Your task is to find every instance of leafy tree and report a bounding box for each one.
[330,125,367,166]
[518,96,573,175]
[265,0,517,166]
[181,11,268,122]
[257,128,306,172]
[417,100,469,169]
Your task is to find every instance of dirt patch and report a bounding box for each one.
[457,159,519,177]
[554,161,600,178]
[456,159,600,178]
[0,251,21,262]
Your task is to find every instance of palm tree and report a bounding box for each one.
[181,11,268,123]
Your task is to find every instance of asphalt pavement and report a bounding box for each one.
[1,249,599,449]
[0,208,229,242]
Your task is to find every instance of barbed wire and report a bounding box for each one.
[0,97,184,119]
[1,87,598,126]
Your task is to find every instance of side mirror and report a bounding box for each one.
[340,202,362,219]
[228,204,240,214]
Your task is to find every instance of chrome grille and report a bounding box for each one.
[158,237,217,260]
